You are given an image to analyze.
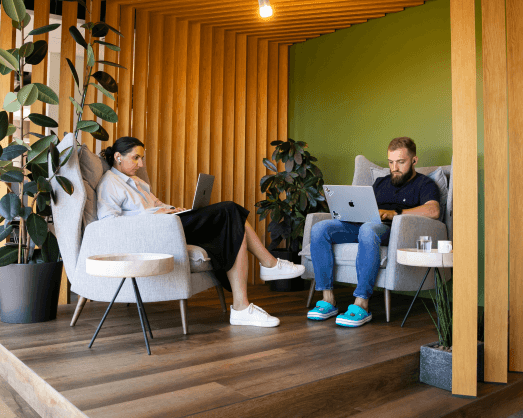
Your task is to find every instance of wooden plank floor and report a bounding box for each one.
[0,284,521,417]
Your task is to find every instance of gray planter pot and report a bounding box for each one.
[0,261,63,323]
[419,341,484,391]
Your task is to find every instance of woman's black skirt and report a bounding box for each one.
[177,201,249,292]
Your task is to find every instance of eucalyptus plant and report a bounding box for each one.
[255,138,328,252]
[0,0,123,266]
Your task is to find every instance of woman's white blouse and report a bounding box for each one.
[97,167,172,220]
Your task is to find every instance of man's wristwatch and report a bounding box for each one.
[395,208,403,215]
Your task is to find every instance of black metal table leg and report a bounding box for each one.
[131,277,151,355]
[134,279,153,339]
[89,277,126,349]
[401,267,431,327]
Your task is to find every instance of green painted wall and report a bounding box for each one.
[289,0,486,304]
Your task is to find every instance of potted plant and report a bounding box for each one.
[255,138,328,291]
[419,269,484,391]
[0,0,121,323]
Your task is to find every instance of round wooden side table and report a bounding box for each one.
[396,248,453,327]
[86,253,174,355]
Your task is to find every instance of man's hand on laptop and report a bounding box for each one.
[156,207,188,214]
[379,209,396,221]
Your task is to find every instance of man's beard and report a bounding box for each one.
[391,164,414,187]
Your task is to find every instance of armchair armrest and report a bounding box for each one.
[302,213,332,249]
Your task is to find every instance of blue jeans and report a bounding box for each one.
[310,220,391,300]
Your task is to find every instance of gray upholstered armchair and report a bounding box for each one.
[50,134,226,333]
[299,155,452,322]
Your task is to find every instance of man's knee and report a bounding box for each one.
[358,223,380,242]
[311,220,339,242]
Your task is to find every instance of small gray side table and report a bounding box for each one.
[396,249,453,327]
[86,253,174,355]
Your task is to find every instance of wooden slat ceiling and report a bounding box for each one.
[111,0,426,44]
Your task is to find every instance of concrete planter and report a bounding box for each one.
[0,261,63,323]
[419,341,484,391]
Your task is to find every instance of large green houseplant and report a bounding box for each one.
[255,138,328,290]
[0,0,122,322]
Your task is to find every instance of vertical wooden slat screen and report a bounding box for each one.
[197,25,212,177]
[278,44,289,173]
[171,19,188,207]
[30,0,50,142]
[210,27,224,206]
[145,13,164,195]
[256,39,269,283]
[184,22,201,206]
[157,16,176,204]
[233,34,247,208]
[81,0,101,153]
[116,5,134,139]
[482,0,508,384]
[222,31,236,203]
[450,0,479,397]
[102,1,119,147]
[57,1,78,305]
[246,36,258,284]
[132,11,149,143]
[508,0,523,373]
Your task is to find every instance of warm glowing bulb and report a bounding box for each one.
[259,4,272,17]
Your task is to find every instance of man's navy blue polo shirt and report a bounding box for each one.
[372,172,440,212]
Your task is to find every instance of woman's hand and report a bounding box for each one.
[155,207,177,214]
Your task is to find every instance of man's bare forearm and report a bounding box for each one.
[402,201,440,220]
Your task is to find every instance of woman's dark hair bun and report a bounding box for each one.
[99,137,144,167]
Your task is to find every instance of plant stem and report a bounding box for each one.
[17,25,25,264]
[74,62,93,141]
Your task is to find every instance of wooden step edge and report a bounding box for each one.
[0,343,87,418]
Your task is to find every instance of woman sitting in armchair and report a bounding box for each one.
[97,136,305,328]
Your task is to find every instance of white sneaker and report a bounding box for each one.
[230,303,280,327]
[259,258,306,281]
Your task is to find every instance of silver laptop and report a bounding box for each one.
[323,185,381,223]
[175,174,215,215]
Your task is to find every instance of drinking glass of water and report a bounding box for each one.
[416,236,432,252]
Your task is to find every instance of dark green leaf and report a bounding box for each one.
[0,49,18,72]
[17,84,38,106]
[41,232,60,263]
[76,120,99,132]
[262,158,277,173]
[12,12,30,29]
[91,22,109,38]
[28,162,47,181]
[96,60,126,70]
[299,193,307,212]
[0,111,8,141]
[27,132,45,139]
[49,142,59,172]
[25,40,48,65]
[0,63,12,75]
[27,213,48,246]
[59,146,73,167]
[37,194,47,212]
[0,193,21,221]
[34,83,59,105]
[0,144,26,161]
[28,23,61,36]
[0,224,13,242]
[270,140,283,146]
[23,181,37,196]
[19,206,31,220]
[69,26,88,49]
[92,71,118,93]
[66,58,80,89]
[27,135,58,164]
[56,176,74,195]
[0,170,24,182]
[88,103,118,123]
[2,0,26,23]
[89,82,114,100]
[37,176,52,193]
[94,40,121,52]
[19,42,34,57]
[0,245,18,266]
[6,124,15,137]
[28,113,58,128]
[90,124,109,141]
[105,23,124,37]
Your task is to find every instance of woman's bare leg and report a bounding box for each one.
[227,233,250,311]
[244,222,277,268]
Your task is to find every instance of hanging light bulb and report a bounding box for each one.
[258,0,273,18]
